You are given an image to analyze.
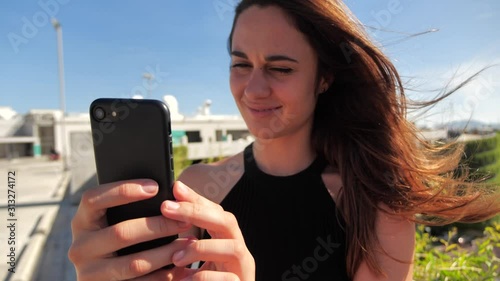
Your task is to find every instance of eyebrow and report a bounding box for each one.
[231,50,299,63]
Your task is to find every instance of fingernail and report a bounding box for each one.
[172,250,185,262]
[177,181,187,194]
[165,200,180,210]
[142,181,157,193]
[186,235,198,242]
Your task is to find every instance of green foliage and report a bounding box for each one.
[414,134,500,279]
[414,223,500,280]
[201,156,221,164]
[448,132,500,231]
[171,146,224,178]
[463,132,500,183]
[173,146,191,179]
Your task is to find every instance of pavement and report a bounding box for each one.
[0,157,77,281]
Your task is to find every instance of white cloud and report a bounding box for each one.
[404,59,500,127]
[478,12,494,20]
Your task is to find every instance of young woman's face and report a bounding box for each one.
[230,5,326,139]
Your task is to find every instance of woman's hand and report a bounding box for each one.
[68,179,194,281]
[160,181,255,281]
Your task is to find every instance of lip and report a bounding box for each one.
[246,105,282,118]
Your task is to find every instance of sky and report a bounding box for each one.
[1,0,499,127]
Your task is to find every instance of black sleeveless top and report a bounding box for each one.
[204,143,350,280]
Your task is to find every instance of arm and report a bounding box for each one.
[353,208,415,281]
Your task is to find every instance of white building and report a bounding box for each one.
[0,106,40,159]
[0,96,252,161]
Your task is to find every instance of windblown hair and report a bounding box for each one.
[228,0,500,278]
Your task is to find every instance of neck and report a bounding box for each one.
[252,125,315,176]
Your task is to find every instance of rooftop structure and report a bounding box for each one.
[0,95,252,161]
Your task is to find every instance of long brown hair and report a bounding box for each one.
[228,0,500,278]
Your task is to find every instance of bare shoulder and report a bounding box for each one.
[321,165,343,204]
[177,151,245,204]
[321,167,414,280]
[353,209,415,280]
[376,203,415,236]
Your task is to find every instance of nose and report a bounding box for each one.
[244,68,271,99]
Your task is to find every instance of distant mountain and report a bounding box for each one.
[438,120,500,131]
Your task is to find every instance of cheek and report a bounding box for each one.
[281,85,318,116]
[280,79,315,104]
[229,74,243,98]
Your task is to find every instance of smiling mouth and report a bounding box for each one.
[250,106,282,112]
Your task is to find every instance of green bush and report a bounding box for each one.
[172,146,224,178]
[463,133,500,180]
[463,135,498,157]
[469,150,499,168]
[451,133,500,231]
[173,146,191,179]
[414,223,500,280]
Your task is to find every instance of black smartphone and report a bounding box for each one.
[89,98,176,256]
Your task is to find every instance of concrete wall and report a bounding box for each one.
[69,131,97,204]
[0,116,24,137]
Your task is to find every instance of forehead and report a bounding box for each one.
[231,5,315,59]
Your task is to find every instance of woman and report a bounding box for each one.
[68,0,500,280]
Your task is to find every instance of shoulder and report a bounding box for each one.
[177,151,245,204]
[374,204,416,260]
[354,205,415,281]
[321,165,343,204]
[376,204,415,236]
[320,169,415,280]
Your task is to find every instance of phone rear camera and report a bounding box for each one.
[94,107,105,120]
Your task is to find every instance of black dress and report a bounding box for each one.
[204,143,350,280]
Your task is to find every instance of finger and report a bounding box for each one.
[81,237,197,281]
[130,267,196,281]
[188,270,240,281]
[71,215,191,260]
[161,200,242,240]
[112,238,196,281]
[73,179,158,232]
[168,181,239,240]
[173,181,222,211]
[172,239,249,268]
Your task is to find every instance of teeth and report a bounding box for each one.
[255,108,278,112]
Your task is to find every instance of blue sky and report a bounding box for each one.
[1,0,499,126]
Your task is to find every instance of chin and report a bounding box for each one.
[245,122,287,140]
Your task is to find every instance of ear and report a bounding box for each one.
[318,72,334,94]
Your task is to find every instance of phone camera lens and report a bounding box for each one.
[94,107,105,120]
